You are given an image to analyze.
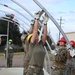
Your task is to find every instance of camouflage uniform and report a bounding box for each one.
[26,41,46,75]
[23,40,29,75]
[64,51,75,75]
[4,44,14,67]
[23,41,35,75]
[65,58,75,75]
[23,40,29,60]
[71,57,75,75]
[52,47,68,75]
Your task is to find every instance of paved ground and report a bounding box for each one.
[0,53,54,75]
[0,54,24,68]
[0,53,54,68]
[0,68,50,75]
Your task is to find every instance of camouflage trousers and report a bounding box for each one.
[71,69,75,75]
[26,66,44,75]
[23,59,30,75]
[64,58,75,75]
[23,53,30,75]
[7,54,13,67]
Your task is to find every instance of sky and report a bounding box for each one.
[0,0,75,42]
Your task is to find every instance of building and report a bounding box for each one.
[65,32,75,41]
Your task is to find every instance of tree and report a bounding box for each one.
[0,14,22,46]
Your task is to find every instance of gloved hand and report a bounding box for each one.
[66,44,71,49]
[69,49,75,57]
[35,10,44,19]
[42,13,49,24]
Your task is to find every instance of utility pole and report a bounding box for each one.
[58,16,64,40]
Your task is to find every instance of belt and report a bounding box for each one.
[29,65,36,69]
[29,65,43,70]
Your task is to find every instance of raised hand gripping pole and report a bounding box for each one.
[11,0,44,42]
[11,0,56,49]
[11,0,59,54]
[33,0,72,50]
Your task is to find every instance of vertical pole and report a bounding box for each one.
[59,17,62,39]
[44,46,51,75]
[0,36,1,44]
[6,21,9,62]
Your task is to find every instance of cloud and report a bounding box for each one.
[70,10,75,13]
[0,0,75,31]
[37,0,69,6]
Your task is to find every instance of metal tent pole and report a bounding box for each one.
[44,46,51,75]
[11,0,44,42]
[0,10,29,30]
[6,21,9,60]
[33,0,72,50]
[0,17,28,32]
[11,0,56,48]
[0,3,30,26]
[11,0,35,18]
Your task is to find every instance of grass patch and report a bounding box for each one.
[0,53,3,56]
[0,52,24,56]
[14,52,24,55]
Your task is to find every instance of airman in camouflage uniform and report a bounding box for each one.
[4,39,14,67]
[26,11,49,75]
[64,40,75,75]
[21,20,35,75]
[52,37,68,75]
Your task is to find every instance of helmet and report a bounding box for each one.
[5,14,14,19]
[8,39,12,44]
[59,37,66,43]
[27,34,33,42]
[11,14,14,17]
[10,14,14,19]
[9,39,12,42]
[27,34,39,42]
[70,40,75,47]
